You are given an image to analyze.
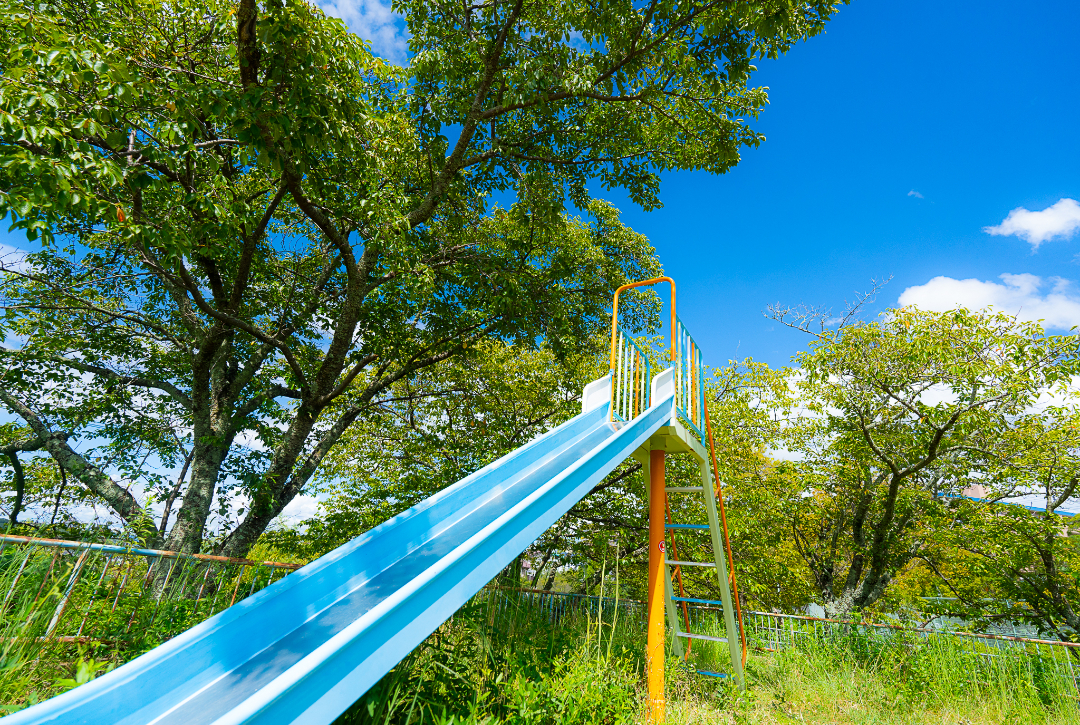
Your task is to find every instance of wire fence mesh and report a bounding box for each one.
[744,609,1079,696]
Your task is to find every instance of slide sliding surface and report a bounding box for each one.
[7,393,674,725]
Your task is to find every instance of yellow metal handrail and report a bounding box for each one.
[609,276,676,369]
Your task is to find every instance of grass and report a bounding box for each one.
[1,542,1076,724]
[338,591,1080,725]
[666,644,1079,725]
[0,542,289,713]
[336,589,645,725]
[664,618,1080,725]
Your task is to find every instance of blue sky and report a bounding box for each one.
[313,0,1080,368]
[603,0,1080,368]
[6,0,1077,370]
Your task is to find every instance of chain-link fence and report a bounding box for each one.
[489,585,645,623]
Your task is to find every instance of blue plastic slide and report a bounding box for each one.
[7,381,673,725]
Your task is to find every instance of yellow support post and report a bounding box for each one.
[647,449,666,723]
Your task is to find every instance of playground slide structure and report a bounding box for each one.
[7,277,745,725]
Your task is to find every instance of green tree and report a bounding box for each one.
[722,455,820,612]
[292,339,600,554]
[684,358,816,611]
[949,408,1080,645]
[0,421,143,536]
[0,198,658,552]
[0,0,841,555]
[775,307,1078,616]
[294,336,653,598]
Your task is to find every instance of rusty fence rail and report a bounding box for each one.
[0,535,301,650]
[5,539,1074,694]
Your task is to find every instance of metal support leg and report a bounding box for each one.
[648,449,666,723]
[641,448,685,660]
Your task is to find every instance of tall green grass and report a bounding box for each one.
[770,622,1079,717]
[336,588,648,725]
[704,615,1080,725]
[2,539,1076,725]
[0,542,289,712]
[339,593,1080,725]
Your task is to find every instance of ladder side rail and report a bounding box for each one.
[663,565,685,659]
[699,457,745,690]
[703,400,748,665]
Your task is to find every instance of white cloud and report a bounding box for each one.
[280,494,321,522]
[983,198,1080,250]
[919,383,957,407]
[898,273,1080,330]
[765,447,805,463]
[1028,374,1080,414]
[907,190,924,199]
[315,0,410,64]
[235,429,268,452]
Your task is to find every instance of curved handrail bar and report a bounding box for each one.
[609,277,676,369]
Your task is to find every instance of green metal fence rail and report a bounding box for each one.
[743,608,1079,691]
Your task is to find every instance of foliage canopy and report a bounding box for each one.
[0,0,846,552]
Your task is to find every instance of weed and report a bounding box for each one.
[52,649,115,692]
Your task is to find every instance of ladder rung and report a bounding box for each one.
[696,669,732,679]
[665,524,710,530]
[665,486,703,493]
[676,632,728,643]
[665,560,716,568]
[672,595,725,606]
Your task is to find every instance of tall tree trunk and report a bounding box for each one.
[216,395,372,559]
[215,408,322,558]
[163,439,230,553]
[531,545,556,587]
[164,333,234,554]
[6,451,25,525]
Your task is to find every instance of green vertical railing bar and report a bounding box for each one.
[673,315,706,443]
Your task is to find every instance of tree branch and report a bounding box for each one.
[0,387,154,543]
